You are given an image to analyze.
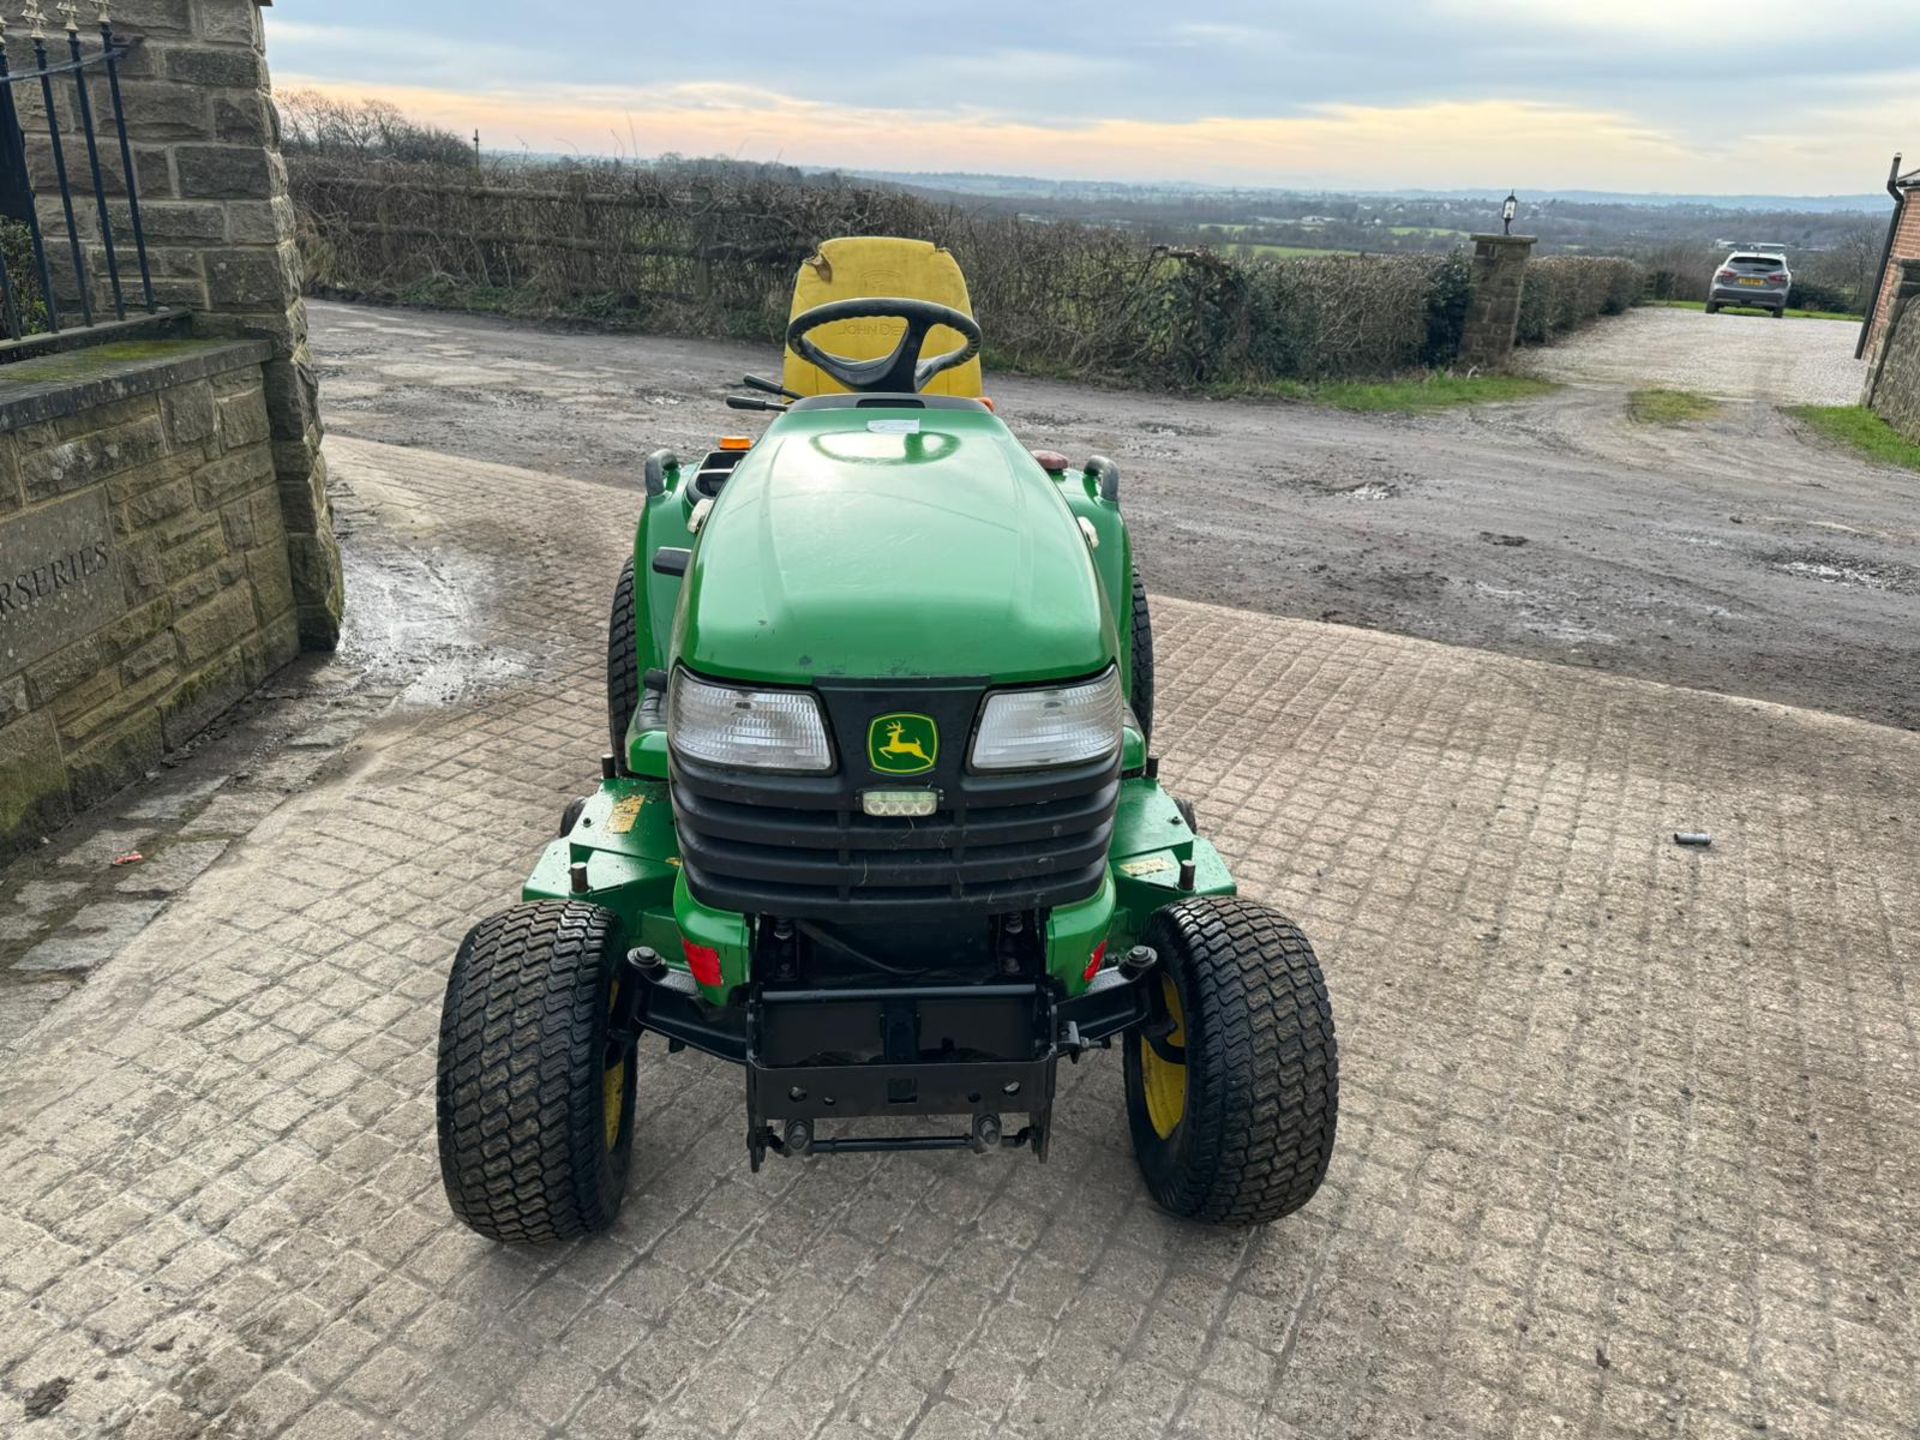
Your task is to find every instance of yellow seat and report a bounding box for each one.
[782,237,983,399]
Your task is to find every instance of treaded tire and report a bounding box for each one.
[1130,570,1155,743]
[1124,897,1337,1225]
[607,558,640,775]
[436,901,635,1243]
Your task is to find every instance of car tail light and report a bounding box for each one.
[1716,269,1736,282]
[682,941,723,988]
[1768,273,1789,284]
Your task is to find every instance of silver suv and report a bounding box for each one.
[1706,251,1790,317]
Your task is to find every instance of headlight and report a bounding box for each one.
[668,669,833,772]
[970,669,1123,772]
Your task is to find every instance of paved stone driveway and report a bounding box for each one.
[1,437,1916,1440]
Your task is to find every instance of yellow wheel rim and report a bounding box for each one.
[1140,974,1187,1139]
[603,979,626,1152]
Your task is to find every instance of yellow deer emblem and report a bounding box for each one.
[868,713,938,774]
[878,722,930,764]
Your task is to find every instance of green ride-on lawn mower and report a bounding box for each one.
[434,238,1338,1242]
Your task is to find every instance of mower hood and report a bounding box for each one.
[673,406,1116,686]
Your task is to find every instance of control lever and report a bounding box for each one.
[725,395,786,412]
[742,373,801,400]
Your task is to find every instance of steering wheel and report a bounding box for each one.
[786,298,983,394]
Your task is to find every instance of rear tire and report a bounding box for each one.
[1130,570,1155,743]
[1704,302,1720,315]
[436,901,636,1243]
[1124,897,1337,1225]
[607,559,640,775]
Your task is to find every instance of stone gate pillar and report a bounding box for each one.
[1460,233,1537,372]
[89,0,344,648]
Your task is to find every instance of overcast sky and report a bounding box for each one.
[265,2,1916,194]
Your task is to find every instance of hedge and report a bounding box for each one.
[1514,256,1643,344]
[288,157,1640,387]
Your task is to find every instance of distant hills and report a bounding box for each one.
[841,170,1887,215]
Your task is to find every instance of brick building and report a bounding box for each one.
[1860,160,1920,362]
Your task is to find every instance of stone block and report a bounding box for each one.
[160,521,231,589]
[108,80,211,143]
[247,544,294,622]
[0,674,27,727]
[216,389,272,449]
[205,246,298,309]
[0,710,71,850]
[0,438,23,514]
[175,144,272,201]
[220,489,282,553]
[172,583,256,666]
[158,644,247,750]
[213,94,272,147]
[133,200,229,247]
[19,414,170,502]
[287,532,343,651]
[26,632,112,710]
[121,631,179,684]
[100,598,172,659]
[194,444,274,508]
[263,355,320,439]
[162,382,218,447]
[51,666,128,744]
[110,0,195,36]
[223,197,295,247]
[242,607,299,684]
[117,537,166,604]
[160,44,263,91]
[192,0,262,43]
[66,707,164,809]
[117,474,201,536]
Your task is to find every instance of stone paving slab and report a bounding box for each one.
[0,436,1915,1440]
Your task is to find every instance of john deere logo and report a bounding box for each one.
[868,713,937,775]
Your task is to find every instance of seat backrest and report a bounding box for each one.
[782,237,984,399]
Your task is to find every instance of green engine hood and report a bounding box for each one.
[674,406,1116,685]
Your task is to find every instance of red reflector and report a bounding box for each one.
[1082,942,1108,983]
[683,941,723,988]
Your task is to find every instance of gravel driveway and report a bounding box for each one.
[1519,306,1867,404]
[308,302,1920,730]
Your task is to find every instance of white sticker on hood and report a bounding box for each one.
[866,419,922,435]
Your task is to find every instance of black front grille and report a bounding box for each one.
[670,681,1118,918]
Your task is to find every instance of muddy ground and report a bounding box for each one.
[308,301,1919,730]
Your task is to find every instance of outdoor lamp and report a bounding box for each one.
[1502,192,1518,235]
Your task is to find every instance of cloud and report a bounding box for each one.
[273,76,1717,189]
[264,3,1920,192]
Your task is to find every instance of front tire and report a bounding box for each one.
[436,901,636,1243]
[1130,570,1155,743]
[607,558,640,774]
[1124,897,1337,1225]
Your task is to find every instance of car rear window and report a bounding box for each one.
[1730,255,1784,268]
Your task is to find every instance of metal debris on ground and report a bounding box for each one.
[1674,832,1712,847]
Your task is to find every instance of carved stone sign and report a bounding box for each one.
[0,491,121,676]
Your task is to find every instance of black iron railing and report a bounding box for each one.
[0,2,156,348]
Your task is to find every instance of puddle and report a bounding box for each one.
[1763,547,1916,593]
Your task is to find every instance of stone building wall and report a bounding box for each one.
[13,0,342,648]
[1866,260,1920,443]
[0,339,298,853]
[1861,186,1919,365]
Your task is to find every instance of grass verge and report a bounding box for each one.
[1238,372,1560,414]
[1786,405,1920,472]
[1628,387,1721,424]
[1646,299,1860,322]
